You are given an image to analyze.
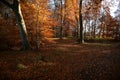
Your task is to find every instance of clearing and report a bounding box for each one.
[0,39,120,80]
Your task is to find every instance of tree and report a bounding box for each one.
[0,0,31,50]
[78,0,84,43]
[59,0,63,39]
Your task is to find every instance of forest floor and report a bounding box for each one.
[0,38,120,80]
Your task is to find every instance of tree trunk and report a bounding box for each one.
[84,20,87,39]
[78,0,84,43]
[93,20,96,39]
[0,0,31,50]
[60,0,63,39]
[13,0,31,50]
[75,14,79,38]
[35,8,40,51]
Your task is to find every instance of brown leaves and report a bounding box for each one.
[0,39,120,80]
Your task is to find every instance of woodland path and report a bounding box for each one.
[0,39,120,80]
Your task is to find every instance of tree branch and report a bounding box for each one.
[0,0,13,9]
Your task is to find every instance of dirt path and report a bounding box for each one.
[0,39,120,80]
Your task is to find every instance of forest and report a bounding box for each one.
[0,0,120,80]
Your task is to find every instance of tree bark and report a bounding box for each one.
[78,0,84,43]
[60,0,63,39]
[13,1,31,50]
[74,13,79,38]
[0,0,31,50]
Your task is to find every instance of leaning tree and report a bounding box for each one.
[0,0,31,50]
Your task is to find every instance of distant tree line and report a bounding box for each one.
[0,0,119,50]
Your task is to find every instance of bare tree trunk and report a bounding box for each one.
[99,28,102,38]
[53,0,58,37]
[84,20,87,39]
[75,14,79,38]
[78,0,84,43]
[35,8,40,50]
[93,20,97,39]
[60,0,63,39]
[13,0,31,50]
[0,0,31,50]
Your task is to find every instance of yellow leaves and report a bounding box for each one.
[41,28,55,38]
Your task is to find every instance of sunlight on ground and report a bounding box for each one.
[84,42,112,46]
[0,39,120,80]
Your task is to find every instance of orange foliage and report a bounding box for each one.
[0,0,56,50]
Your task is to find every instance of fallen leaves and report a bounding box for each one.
[0,39,120,80]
